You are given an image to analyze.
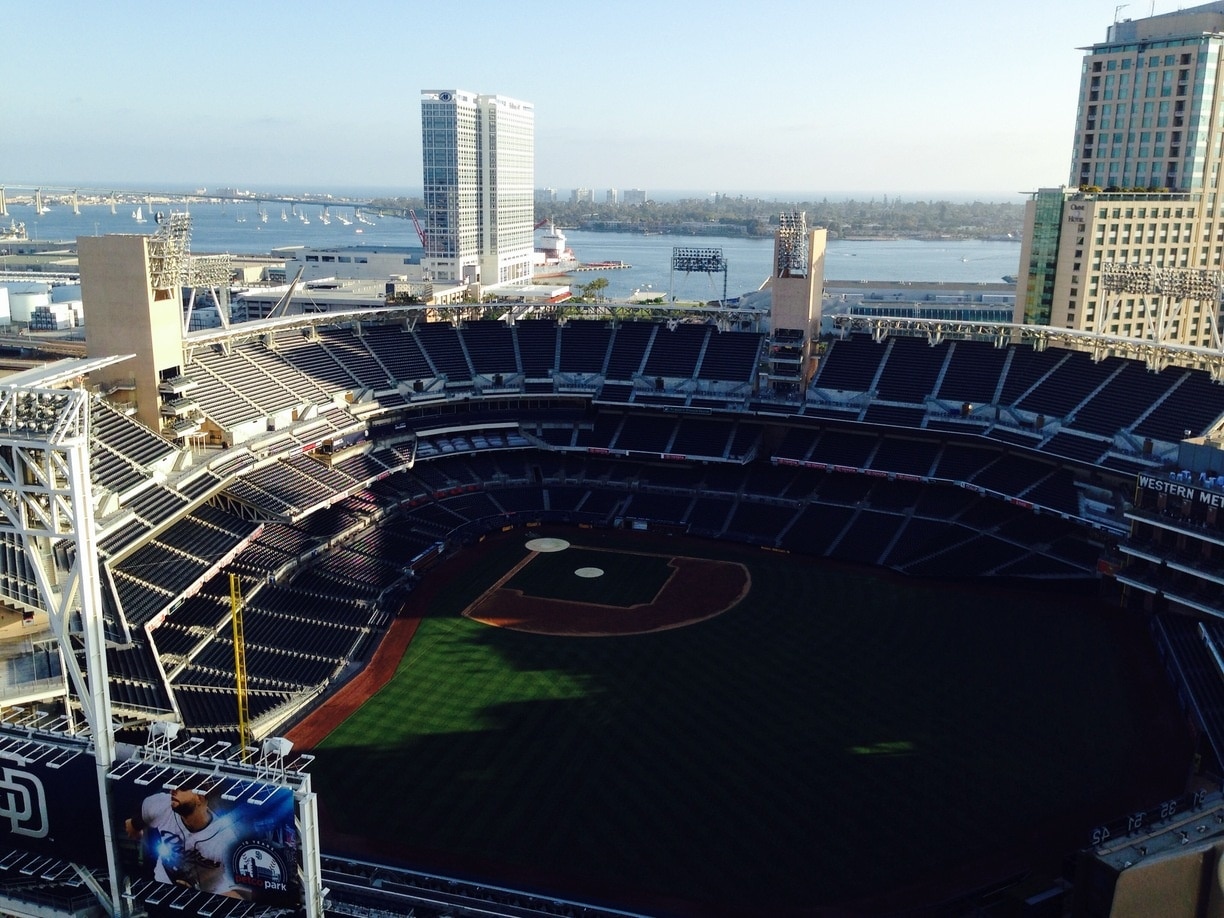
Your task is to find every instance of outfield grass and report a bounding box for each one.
[310,528,1190,915]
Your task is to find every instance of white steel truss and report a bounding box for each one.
[0,383,122,913]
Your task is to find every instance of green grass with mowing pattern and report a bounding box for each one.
[309,528,1190,915]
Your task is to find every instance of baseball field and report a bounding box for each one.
[299,525,1191,916]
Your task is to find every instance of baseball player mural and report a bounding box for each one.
[120,781,299,905]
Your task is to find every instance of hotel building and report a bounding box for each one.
[1017,3,1224,347]
[420,90,534,290]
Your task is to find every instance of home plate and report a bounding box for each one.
[574,567,604,578]
[525,537,570,553]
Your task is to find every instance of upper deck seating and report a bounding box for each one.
[1071,359,1178,437]
[643,323,706,379]
[1016,350,1118,419]
[1134,370,1224,442]
[317,327,392,390]
[697,330,762,382]
[414,323,472,382]
[269,328,358,391]
[515,320,558,378]
[558,320,613,375]
[997,345,1064,406]
[875,336,946,402]
[605,322,656,379]
[360,324,437,384]
[462,320,518,377]
[935,339,1010,405]
[812,335,887,392]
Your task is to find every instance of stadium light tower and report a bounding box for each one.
[670,246,728,306]
[147,212,233,332]
[1099,263,1224,348]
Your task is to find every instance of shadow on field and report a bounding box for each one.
[308,527,1194,916]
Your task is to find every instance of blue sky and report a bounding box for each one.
[2,1,1154,199]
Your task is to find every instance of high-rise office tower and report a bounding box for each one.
[420,90,534,289]
[1017,3,1224,347]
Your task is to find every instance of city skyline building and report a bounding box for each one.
[420,90,534,290]
[1016,2,1224,347]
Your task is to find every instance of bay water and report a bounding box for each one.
[14,201,1021,300]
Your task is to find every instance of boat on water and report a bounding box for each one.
[132,206,146,223]
[1,219,27,243]
[532,221,580,278]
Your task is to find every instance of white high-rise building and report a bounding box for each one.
[420,90,535,289]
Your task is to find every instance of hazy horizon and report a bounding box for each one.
[4,181,1031,205]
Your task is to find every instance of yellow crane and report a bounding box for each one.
[229,573,251,759]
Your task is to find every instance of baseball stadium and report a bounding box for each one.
[0,216,1222,918]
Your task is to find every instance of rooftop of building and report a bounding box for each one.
[1101,1,1224,46]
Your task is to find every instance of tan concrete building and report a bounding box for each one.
[765,213,826,393]
[79,234,185,431]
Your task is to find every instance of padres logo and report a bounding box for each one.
[0,767,47,839]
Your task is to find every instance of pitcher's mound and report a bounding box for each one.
[525,537,570,553]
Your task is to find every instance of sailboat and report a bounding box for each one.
[133,206,146,223]
[280,208,288,222]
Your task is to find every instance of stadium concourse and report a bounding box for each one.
[2,309,1224,914]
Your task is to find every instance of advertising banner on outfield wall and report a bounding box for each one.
[0,743,106,868]
[113,769,301,907]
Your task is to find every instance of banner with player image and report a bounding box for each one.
[112,771,301,907]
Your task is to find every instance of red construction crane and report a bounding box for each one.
[409,208,428,248]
